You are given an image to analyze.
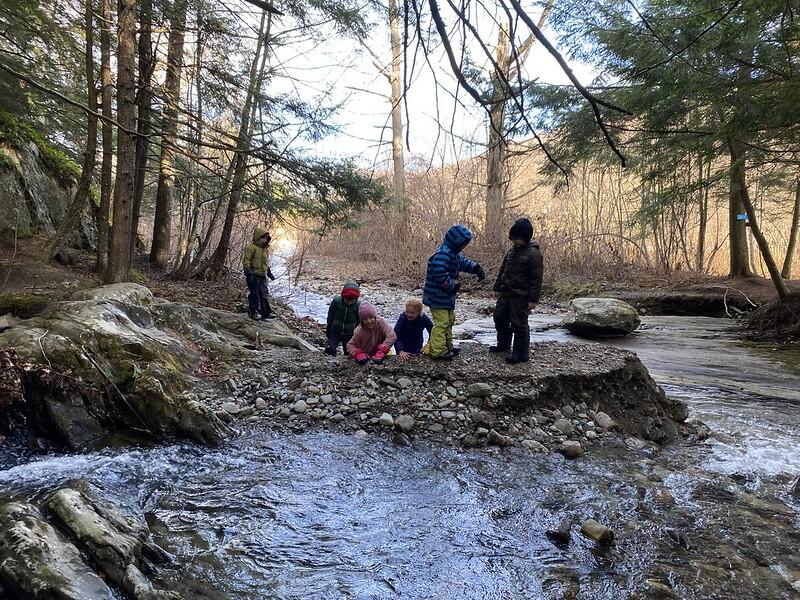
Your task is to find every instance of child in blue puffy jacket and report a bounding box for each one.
[422,225,485,360]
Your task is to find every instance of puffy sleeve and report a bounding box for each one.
[528,249,544,303]
[393,316,406,353]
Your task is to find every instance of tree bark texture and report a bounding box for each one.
[97,0,113,274]
[47,0,98,261]
[150,0,188,269]
[484,25,510,247]
[389,0,407,238]
[105,0,137,283]
[728,140,789,298]
[781,176,800,280]
[131,0,154,261]
[728,142,752,278]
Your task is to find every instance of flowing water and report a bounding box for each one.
[2,263,800,599]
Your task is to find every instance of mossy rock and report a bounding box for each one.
[0,292,52,318]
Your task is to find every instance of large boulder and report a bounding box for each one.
[0,284,313,448]
[562,297,641,337]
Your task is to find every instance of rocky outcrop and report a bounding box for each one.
[0,138,95,248]
[0,482,177,599]
[562,297,641,337]
[0,283,314,449]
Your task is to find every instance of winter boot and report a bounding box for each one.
[505,353,529,365]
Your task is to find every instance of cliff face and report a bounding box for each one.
[0,121,95,249]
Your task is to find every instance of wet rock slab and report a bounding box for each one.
[0,482,176,599]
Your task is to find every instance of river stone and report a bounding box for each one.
[255,398,268,410]
[354,429,369,438]
[522,439,546,452]
[330,413,345,422]
[488,428,512,446]
[397,377,413,389]
[428,423,444,433]
[467,383,492,398]
[562,297,641,337]
[546,518,572,544]
[561,440,584,458]
[279,406,291,417]
[221,402,240,415]
[379,412,394,427]
[594,411,616,430]
[441,410,457,419]
[394,414,415,433]
[554,418,574,435]
[307,385,322,395]
[580,518,614,543]
[0,501,113,599]
[292,400,308,414]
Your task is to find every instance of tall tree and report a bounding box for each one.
[150,0,188,269]
[46,0,98,261]
[97,0,114,274]
[131,0,155,260]
[105,0,137,283]
[781,176,800,280]
[205,8,271,278]
[484,2,552,245]
[388,0,407,237]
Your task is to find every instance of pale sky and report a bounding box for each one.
[266,3,595,169]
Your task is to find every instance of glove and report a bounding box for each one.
[371,344,390,364]
[267,268,276,281]
[243,268,253,284]
[475,264,486,282]
[352,350,369,365]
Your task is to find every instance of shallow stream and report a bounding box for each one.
[2,263,799,599]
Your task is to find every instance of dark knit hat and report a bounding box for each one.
[508,218,533,243]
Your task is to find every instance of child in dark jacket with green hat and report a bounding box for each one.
[325,280,361,355]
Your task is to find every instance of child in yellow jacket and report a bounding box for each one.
[243,226,276,320]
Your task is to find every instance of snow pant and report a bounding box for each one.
[246,274,272,317]
[326,331,352,355]
[428,308,456,357]
[494,294,530,357]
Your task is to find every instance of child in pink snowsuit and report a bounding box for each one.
[346,303,397,365]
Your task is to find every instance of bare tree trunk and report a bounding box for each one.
[388,0,407,238]
[205,9,270,279]
[483,1,552,247]
[728,142,752,278]
[728,139,789,298]
[97,0,113,274]
[105,0,137,283]
[781,176,800,280]
[131,0,154,260]
[174,14,205,277]
[47,0,98,261]
[484,25,510,246]
[150,0,188,269]
[695,155,709,271]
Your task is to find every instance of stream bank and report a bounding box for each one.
[1,262,800,598]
